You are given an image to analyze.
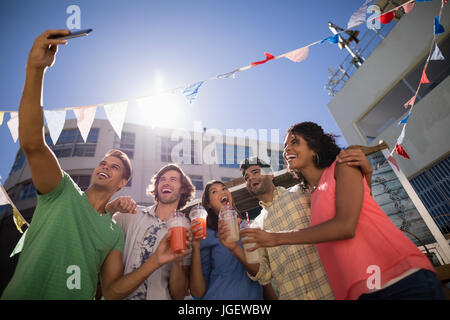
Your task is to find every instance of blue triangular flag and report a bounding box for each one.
[320,34,340,44]
[397,113,410,126]
[415,0,432,2]
[434,16,445,35]
[182,81,204,104]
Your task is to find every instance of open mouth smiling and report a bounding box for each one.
[98,172,110,179]
[285,153,298,163]
[220,195,229,205]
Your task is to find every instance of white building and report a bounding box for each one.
[327,0,450,237]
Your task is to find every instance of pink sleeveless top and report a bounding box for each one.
[310,161,435,300]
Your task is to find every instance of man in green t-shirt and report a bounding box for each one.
[1,30,190,300]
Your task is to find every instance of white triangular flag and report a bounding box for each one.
[44,110,66,145]
[0,183,10,205]
[7,112,19,143]
[347,0,372,29]
[397,125,406,145]
[216,69,239,79]
[73,106,97,142]
[10,229,28,257]
[283,46,310,63]
[104,102,128,139]
[430,43,445,61]
[0,183,28,233]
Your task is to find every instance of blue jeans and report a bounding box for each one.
[358,269,445,300]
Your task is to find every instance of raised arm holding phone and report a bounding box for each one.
[1,30,189,300]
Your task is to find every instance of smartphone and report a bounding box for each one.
[49,28,93,40]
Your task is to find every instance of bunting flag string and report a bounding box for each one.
[403,1,416,14]
[73,106,98,142]
[430,42,446,60]
[397,112,411,126]
[104,102,128,139]
[434,15,445,34]
[7,111,18,143]
[182,81,205,104]
[282,46,310,63]
[366,0,416,24]
[395,143,411,159]
[0,183,29,233]
[387,155,400,171]
[44,110,67,145]
[347,0,373,29]
[420,69,431,84]
[320,34,340,44]
[384,0,446,167]
[0,0,445,164]
[250,52,275,66]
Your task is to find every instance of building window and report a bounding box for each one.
[410,155,450,236]
[158,136,200,165]
[10,149,26,174]
[70,175,91,191]
[216,144,252,169]
[266,148,285,171]
[113,132,136,159]
[357,34,450,143]
[158,136,176,163]
[45,128,99,158]
[189,175,204,192]
[18,182,36,201]
[221,177,234,183]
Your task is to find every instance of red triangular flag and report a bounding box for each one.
[387,155,400,171]
[251,52,275,66]
[404,95,417,108]
[420,69,430,84]
[395,144,410,159]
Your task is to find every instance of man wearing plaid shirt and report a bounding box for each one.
[240,151,372,299]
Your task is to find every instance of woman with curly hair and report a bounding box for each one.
[241,122,444,300]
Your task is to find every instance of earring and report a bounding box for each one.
[313,154,320,166]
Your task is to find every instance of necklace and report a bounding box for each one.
[310,171,324,193]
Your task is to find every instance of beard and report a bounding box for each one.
[158,190,181,205]
[248,178,270,196]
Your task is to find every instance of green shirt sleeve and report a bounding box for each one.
[112,224,125,253]
[36,171,70,203]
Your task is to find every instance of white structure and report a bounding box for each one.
[327,0,450,238]
[3,118,284,214]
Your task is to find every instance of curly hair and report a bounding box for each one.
[286,122,341,191]
[147,164,195,210]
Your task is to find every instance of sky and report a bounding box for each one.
[0,0,379,183]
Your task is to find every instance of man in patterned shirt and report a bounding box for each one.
[239,150,372,299]
[109,164,195,300]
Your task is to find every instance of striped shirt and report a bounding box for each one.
[249,186,335,300]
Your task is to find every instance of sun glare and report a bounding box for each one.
[136,72,184,129]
